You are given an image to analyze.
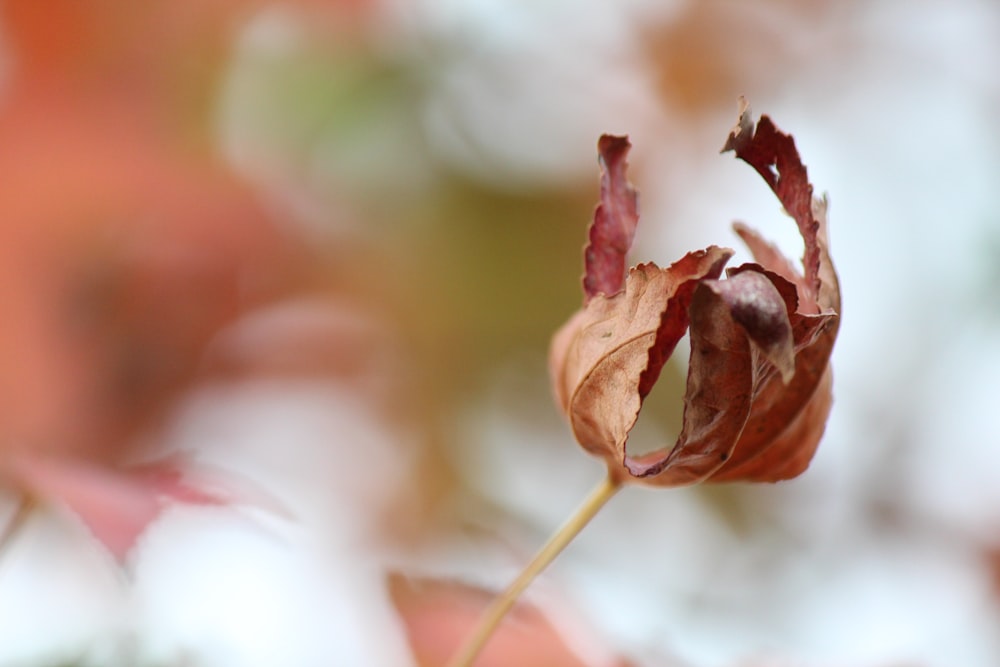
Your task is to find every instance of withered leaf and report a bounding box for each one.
[549,101,840,486]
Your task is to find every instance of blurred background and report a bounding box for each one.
[0,1,998,666]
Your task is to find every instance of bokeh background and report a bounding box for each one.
[0,1,999,666]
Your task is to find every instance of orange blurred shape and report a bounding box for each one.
[0,90,296,460]
[2,0,380,87]
[641,1,831,115]
[0,0,317,475]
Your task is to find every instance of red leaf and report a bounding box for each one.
[550,101,840,487]
[582,135,639,301]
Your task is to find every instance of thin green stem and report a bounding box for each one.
[446,473,622,667]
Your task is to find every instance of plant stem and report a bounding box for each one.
[445,473,622,667]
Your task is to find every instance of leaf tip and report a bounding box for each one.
[597,134,631,164]
[721,96,753,154]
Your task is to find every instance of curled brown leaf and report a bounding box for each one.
[549,101,841,487]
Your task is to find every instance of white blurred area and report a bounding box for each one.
[2,1,1000,666]
[1,373,420,666]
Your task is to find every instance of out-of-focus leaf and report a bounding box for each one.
[389,575,634,667]
[5,455,212,561]
[3,452,290,562]
[0,0,312,562]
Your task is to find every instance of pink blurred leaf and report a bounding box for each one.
[5,453,270,561]
[390,574,635,667]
